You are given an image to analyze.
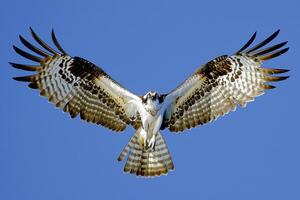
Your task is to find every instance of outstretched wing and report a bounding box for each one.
[11,28,142,132]
[163,30,289,132]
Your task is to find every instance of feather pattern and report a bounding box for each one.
[11,28,289,178]
[118,128,174,177]
[164,30,289,132]
[12,28,142,131]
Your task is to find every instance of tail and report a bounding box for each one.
[117,127,174,177]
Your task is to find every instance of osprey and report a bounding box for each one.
[12,28,289,177]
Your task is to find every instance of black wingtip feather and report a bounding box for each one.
[13,76,33,82]
[29,27,59,55]
[265,75,289,82]
[246,30,281,54]
[51,29,68,55]
[13,45,43,62]
[236,31,257,53]
[259,47,289,61]
[19,34,50,57]
[263,84,276,90]
[261,68,290,75]
[9,62,41,71]
[251,41,288,57]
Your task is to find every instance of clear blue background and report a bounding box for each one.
[1,0,299,199]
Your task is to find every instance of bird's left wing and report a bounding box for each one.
[163,30,289,132]
[11,28,142,132]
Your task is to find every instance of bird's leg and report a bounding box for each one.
[138,127,147,148]
[146,114,162,150]
[147,134,156,150]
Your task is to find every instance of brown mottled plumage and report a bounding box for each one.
[12,28,142,131]
[11,28,289,178]
[163,30,289,132]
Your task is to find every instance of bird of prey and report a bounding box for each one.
[11,28,289,177]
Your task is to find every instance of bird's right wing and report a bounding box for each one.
[11,28,142,132]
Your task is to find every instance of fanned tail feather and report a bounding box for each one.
[118,128,174,177]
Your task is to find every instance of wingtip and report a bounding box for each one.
[12,45,43,62]
[12,45,18,51]
[12,45,21,54]
[263,84,276,90]
[19,34,28,44]
[236,31,257,54]
[265,75,289,82]
[51,28,55,36]
[272,29,281,38]
[12,76,31,82]
[9,62,19,69]
[275,69,290,73]
[261,68,290,75]
[277,47,290,57]
[9,62,41,71]
[18,34,28,45]
[29,27,37,39]
[51,29,68,55]
[29,26,35,34]
[259,47,289,61]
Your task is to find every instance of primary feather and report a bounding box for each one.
[12,28,142,131]
[163,30,289,132]
[11,28,289,177]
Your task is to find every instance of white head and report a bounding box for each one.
[142,91,159,105]
[142,91,165,115]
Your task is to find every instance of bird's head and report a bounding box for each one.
[141,91,165,115]
[142,91,165,105]
[142,91,159,104]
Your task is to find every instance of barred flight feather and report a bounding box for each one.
[11,28,289,178]
[164,30,289,132]
[11,28,142,132]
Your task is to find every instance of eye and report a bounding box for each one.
[141,96,147,103]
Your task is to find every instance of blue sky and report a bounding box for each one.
[1,0,299,199]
